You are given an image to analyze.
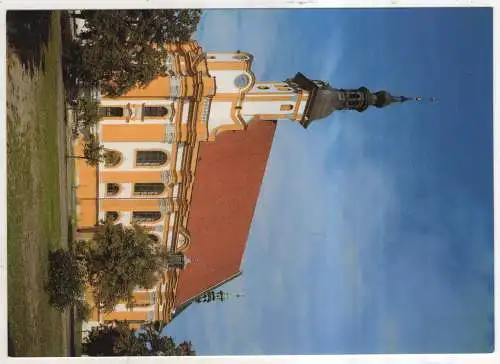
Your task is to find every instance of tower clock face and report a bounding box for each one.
[234,74,251,89]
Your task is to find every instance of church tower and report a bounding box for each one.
[283,72,431,128]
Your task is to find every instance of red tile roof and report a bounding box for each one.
[175,120,277,307]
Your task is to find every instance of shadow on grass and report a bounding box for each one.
[8,324,15,356]
[7,10,52,74]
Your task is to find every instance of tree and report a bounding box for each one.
[82,320,196,356]
[75,219,169,312]
[66,133,120,167]
[68,10,203,97]
[139,321,196,356]
[82,321,145,356]
[74,94,101,128]
[45,249,85,310]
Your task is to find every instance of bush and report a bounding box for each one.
[76,300,92,321]
[74,94,101,128]
[46,249,85,310]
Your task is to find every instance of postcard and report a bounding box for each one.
[4,5,495,360]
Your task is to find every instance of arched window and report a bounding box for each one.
[166,252,186,269]
[106,183,120,196]
[106,211,119,222]
[257,85,270,90]
[134,183,165,195]
[99,107,124,117]
[143,106,169,117]
[133,211,162,223]
[277,86,293,92]
[104,150,122,168]
[280,104,294,111]
[136,151,168,167]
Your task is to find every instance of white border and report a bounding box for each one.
[0,2,497,364]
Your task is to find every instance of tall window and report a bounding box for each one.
[143,106,169,117]
[106,183,120,196]
[136,151,168,167]
[133,211,161,223]
[280,104,294,111]
[105,211,119,222]
[134,183,165,195]
[99,107,124,117]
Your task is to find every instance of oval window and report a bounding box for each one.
[106,183,120,196]
[233,54,248,61]
[148,234,160,243]
[105,211,119,222]
[104,150,122,168]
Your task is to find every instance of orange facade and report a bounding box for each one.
[77,41,281,328]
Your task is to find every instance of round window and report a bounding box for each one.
[234,74,250,89]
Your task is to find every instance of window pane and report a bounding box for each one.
[136,151,168,166]
[99,107,124,117]
[133,211,161,222]
[134,183,165,195]
[143,106,168,117]
[106,183,120,195]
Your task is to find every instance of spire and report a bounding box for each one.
[284,72,438,128]
[373,91,438,108]
[415,96,438,103]
[393,95,438,103]
[391,95,413,103]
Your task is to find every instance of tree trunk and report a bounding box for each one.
[66,155,99,162]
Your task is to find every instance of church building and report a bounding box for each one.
[74,40,420,331]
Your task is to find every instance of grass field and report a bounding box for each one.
[6,11,71,356]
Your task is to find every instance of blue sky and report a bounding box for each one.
[164,8,494,355]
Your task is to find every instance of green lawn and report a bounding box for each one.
[7,11,70,356]
[74,318,83,356]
